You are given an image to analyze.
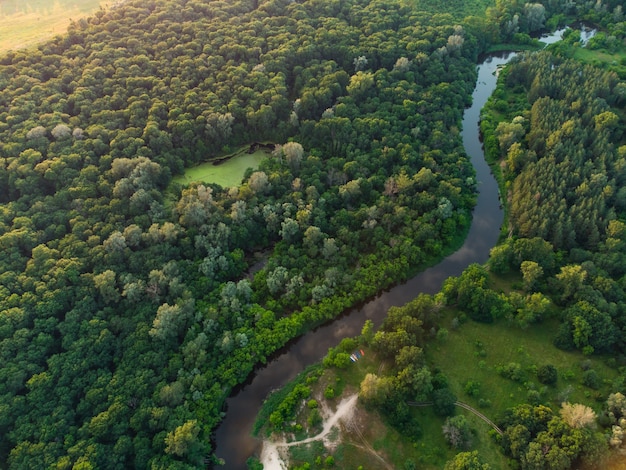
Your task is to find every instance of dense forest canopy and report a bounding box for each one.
[1,0,625,468]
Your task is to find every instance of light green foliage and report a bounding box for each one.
[444,451,491,469]
[3,0,623,468]
[346,71,375,97]
[164,420,200,457]
[495,118,525,154]
[520,261,543,291]
[359,373,393,405]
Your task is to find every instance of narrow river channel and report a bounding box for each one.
[213,29,566,467]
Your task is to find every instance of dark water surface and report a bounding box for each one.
[212,39,563,467]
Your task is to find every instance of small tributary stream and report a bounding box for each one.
[213,28,568,469]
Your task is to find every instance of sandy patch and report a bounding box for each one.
[260,394,359,469]
[260,441,288,470]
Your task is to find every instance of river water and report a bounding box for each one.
[213,29,567,467]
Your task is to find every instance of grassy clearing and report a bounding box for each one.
[428,312,619,420]
[570,47,626,78]
[0,0,105,52]
[171,149,269,188]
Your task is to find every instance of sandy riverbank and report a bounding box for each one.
[260,394,359,469]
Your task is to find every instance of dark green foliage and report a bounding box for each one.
[442,264,509,323]
[246,457,264,470]
[0,0,619,466]
[582,370,600,390]
[433,388,457,417]
[500,52,623,251]
[537,364,558,386]
[384,399,423,440]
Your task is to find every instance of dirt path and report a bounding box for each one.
[406,400,503,435]
[260,394,358,470]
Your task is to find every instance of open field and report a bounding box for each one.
[0,0,106,51]
[428,313,619,418]
[172,149,269,188]
[571,47,626,78]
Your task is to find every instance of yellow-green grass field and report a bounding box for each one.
[172,150,268,188]
[0,0,106,52]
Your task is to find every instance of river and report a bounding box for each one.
[213,29,566,468]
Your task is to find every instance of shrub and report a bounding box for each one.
[527,389,542,405]
[308,408,322,427]
[582,370,600,390]
[537,364,558,385]
[497,362,526,382]
[464,380,481,397]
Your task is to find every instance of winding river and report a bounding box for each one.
[214,29,566,468]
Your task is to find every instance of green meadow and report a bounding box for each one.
[172,150,269,188]
[428,314,618,418]
[0,0,105,51]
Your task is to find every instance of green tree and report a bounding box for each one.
[443,415,473,449]
[164,420,200,458]
[444,451,491,470]
[537,364,557,385]
[520,261,543,292]
[433,388,457,417]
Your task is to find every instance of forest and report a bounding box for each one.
[249,5,626,469]
[0,0,625,468]
[249,3,626,470]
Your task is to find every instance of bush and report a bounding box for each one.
[246,457,264,470]
[464,380,481,397]
[308,408,322,427]
[582,370,600,390]
[527,389,542,405]
[537,364,558,385]
[497,362,526,382]
[324,386,335,399]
